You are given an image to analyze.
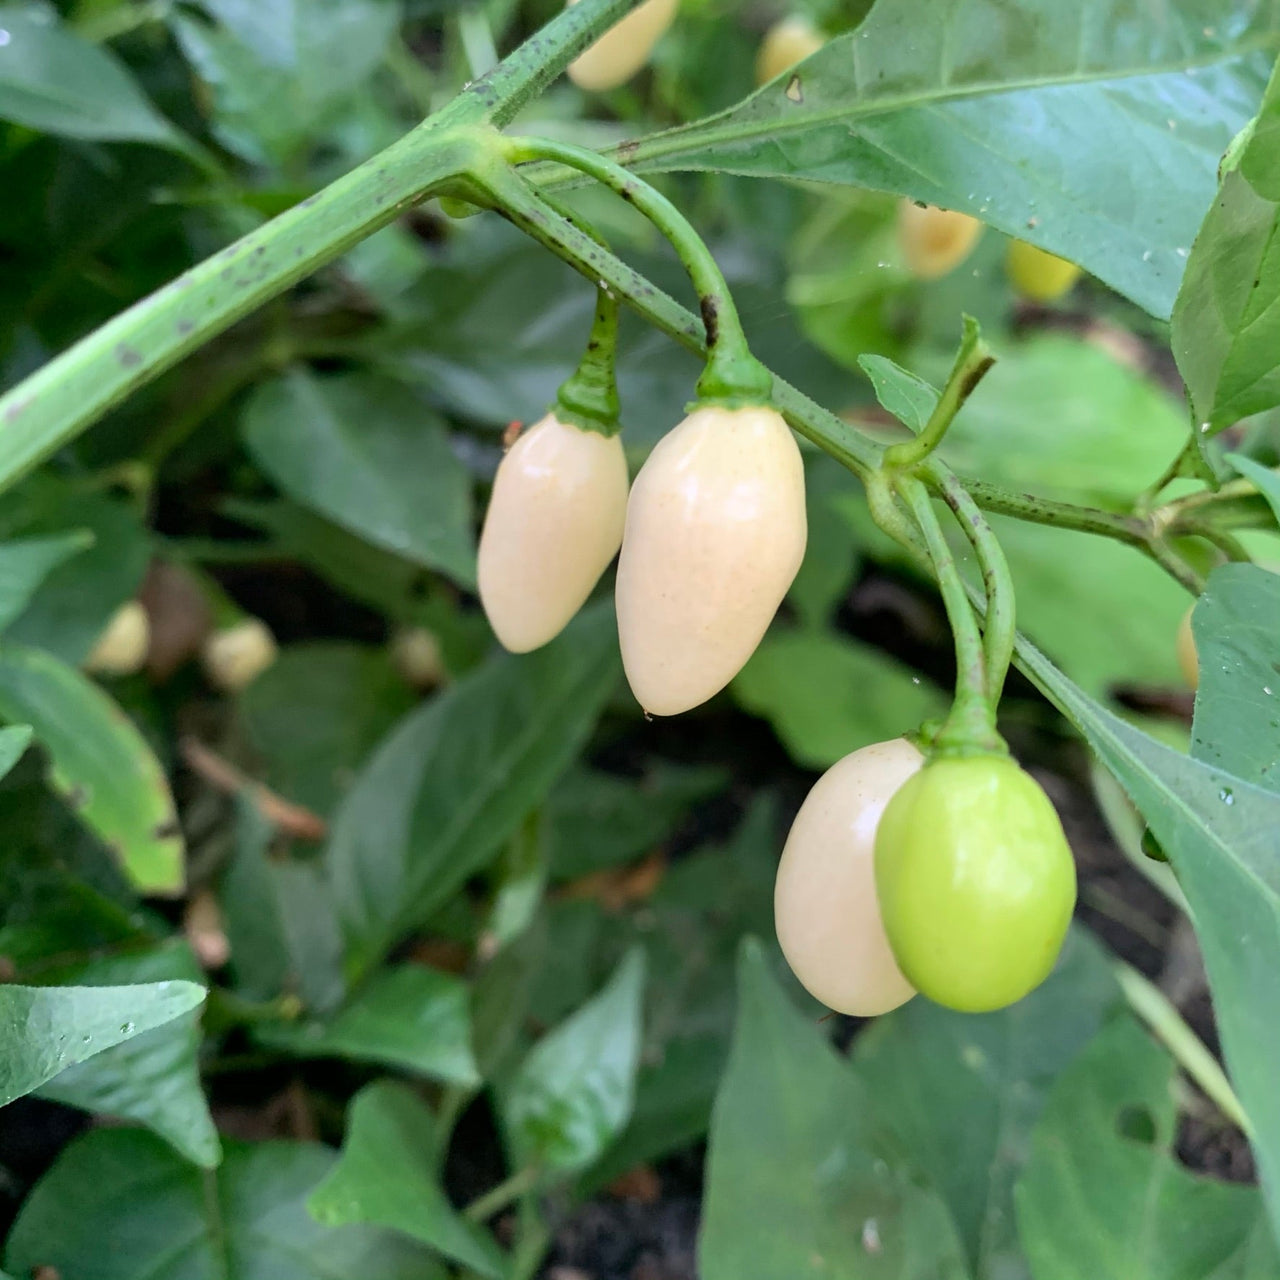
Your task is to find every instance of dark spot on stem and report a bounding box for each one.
[3,397,32,424]
[960,356,996,400]
[116,345,142,368]
[617,139,639,165]
[65,785,89,809]
[153,818,181,841]
[700,295,720,347]
[176,319,194,336]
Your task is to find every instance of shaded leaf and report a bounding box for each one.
[860,353,938,432]
[243,371,476,587]
[0,643,183,894]
[260,964,479,1087]
[327,602,620,980]
[733,628,946,768]
[0,4,181,145]
[1174,62,1280,434]
[853,930,1121,1279]
[0,532,92,634]
[1016,1018,1274,1280]
[699,939,971,1280]
[4,1129,446,1280]
[1228,454,1280,525]
[0,973,204,1107]
[37,941,220,1169]
[503,947,646,1175]
[309,1081,505,1277]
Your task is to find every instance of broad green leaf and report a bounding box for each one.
[172,0,400,166]
[221,798,346,1011]
[611,0,1279,318]
[4,1130,446,1280]
[860,353,938,432]
[37,941,220,1169]
[1173,62,1280,434]
[327,603,620,980]
[988,517,1188,696]
[1015,1018,1274,1280]
[733,628,946,768]
[0,975,204,1107]
[0,643,183,894]
[259,964,479,1087]
[853,930,1121,1280]
[0,532,91,633]
[0,723,30,778]
[308,1081,505,1277]
[0,5,181,145]
[239,642,415,820]
[0,478,150,664]
[938,337,1188,506]
[546,760,727,880]
[699,939,971,1280]
[503,947,646,1175]
[1014,630,1280,1242]
[1191,564,1280,790]
[242,371,476,587]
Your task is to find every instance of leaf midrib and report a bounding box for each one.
[614,33,1279,175]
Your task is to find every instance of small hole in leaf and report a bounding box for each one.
[1116,1104,1158,1145]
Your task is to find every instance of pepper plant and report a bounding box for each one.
[2,0,1280,1277]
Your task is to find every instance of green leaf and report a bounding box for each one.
[939,336,1188,506]
[259,965,479,1087]
[699,939,971,1280]
[240,642,416,820]
[859,354,939,432]
[37,941,221,1169]
[221,797,346,1011]
[172,0,400,166]
[308,1081,506,1277]
[327,602,620,980]
[788,454,863,630]
[0,4,181,145]
[0,477,150,664]
[853,930,1121,1280]
[0,974,204,1107]
[1228,454,1280,525]
[1173,62,1280,434]
[503,947,646,1175]
[1191,564,1280,789]
[732,628,947,769]
[242,371,476,588]
[0,723,30,778]
[1015,1018,1274,1280]
[0,532,92,634]
[546,760,727,881]
[1015,631,1280,1243]
[0,643,183,895]
[4,1130,446,1280]
[613,0,1278,318]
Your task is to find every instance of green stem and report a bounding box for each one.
[900,478,1005,757]
[556,287,622,434]
[884,316,994,470]
[463,1166,541,1222]
[927,464,1016,707]
[1114,961,1251,1135]
[0,0,641,495]
[499,137,771,404]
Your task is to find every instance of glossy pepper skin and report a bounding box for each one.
[567,0,679,91]
[478,412,628,655]
[775,738,920,1016]
[874,755,1077,1013]
[898,200,984,279]
[615,404,806,716]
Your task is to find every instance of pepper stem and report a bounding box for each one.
[555,286,622,435]
[501,135,772,406]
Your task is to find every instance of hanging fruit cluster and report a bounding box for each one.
[467,39,1078,1019]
